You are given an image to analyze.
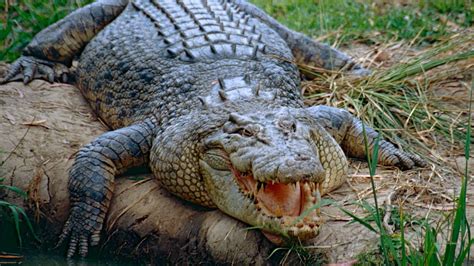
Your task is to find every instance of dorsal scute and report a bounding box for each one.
[132,0,268,62]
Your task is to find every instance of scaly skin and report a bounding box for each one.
[1,0,425,258]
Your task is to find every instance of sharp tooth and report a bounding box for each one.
[315,184,321,215]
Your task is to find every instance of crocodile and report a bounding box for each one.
[2,0,425,258]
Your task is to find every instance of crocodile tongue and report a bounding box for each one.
[256,181,302,217]
[234,171,303,217]
[234,172,305,244]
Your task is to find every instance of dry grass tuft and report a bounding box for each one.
[302,31,473,168]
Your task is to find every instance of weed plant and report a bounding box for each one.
[0,178,37,248]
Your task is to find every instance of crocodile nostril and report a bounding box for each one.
[295,153,310,161]
[278,118,297,133]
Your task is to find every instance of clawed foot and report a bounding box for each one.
[348,67,371,76]
[345,64,371,77]
[56,203,104,258]
[378,140,427,170]
[0,56,69,84]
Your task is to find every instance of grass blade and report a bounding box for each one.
[8,205,23,247]
[0,184,27,198]
[443,80,472,265]
[339,207,378,233]
[400,206,407,266]
[16,207,40,242]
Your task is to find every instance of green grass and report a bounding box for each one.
[251,0,472,46]
[1,0,472,61]
[0,0,94,62]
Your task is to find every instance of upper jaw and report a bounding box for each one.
[199,155,324,243]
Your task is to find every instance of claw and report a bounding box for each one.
[39,64,56,83]
[379,140,426,170]
[67,233,79,258]
[396,152,415,170]
[56,216,72,249]
[90,231,101,246]
[409,153,428,167]
[1,61,22,84]
[23,62,37,84]
[314,183,321,215]
[1,56,68,85]
[56,204,104,258]
[349,67,371,76]
[78,235,89,257]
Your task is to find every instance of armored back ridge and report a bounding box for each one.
[77,0,300,129]
[2,0,425,258]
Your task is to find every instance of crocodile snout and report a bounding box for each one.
[250,147,325,184]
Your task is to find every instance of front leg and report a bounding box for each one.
[1,0,128,84]
[306,105,426,169]
[57,122,154,258]
[232,0,370,76]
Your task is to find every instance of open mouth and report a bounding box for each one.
[229,164,323,243]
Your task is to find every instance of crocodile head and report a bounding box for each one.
[199,107,348,243]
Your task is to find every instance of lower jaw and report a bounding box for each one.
[261,223,320,245]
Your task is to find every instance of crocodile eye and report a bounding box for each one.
[237,124,261,137]
[237,127,253,137]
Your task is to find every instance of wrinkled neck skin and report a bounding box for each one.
[151,85,348,244]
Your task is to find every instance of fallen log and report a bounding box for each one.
[0,77,291,264]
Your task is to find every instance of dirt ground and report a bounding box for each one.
[0,39,473,264]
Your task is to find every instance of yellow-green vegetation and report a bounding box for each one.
[1,0,472,61]
[252,0,472,45]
